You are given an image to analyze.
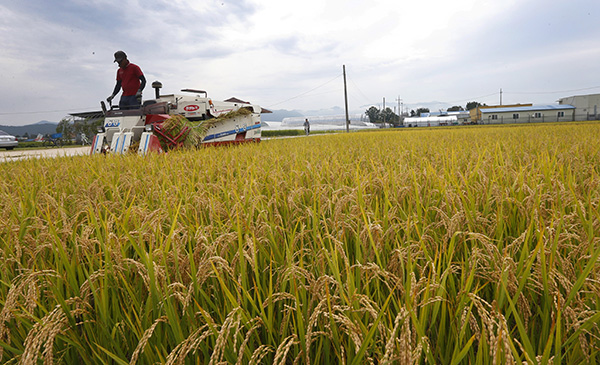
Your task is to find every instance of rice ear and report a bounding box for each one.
[156,108,252,150]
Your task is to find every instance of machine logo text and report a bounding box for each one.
[184,105,200,112]
[104,118,121,128]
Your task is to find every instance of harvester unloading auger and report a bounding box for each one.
[91,81,263,155]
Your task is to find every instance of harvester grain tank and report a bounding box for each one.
[91,81,263,155]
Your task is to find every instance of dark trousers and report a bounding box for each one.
[119,95,141,110]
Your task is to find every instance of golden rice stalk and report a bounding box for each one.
[398,309,412,365]
[235,318,264,365]
[209,307,242,365]
[211,107,252,124]
[165,324,211,365]
[305,298,329,365]
[273,334,299,365]
[0,270,58,362]
[382,309,409,363]
[130,316,167,365]
[157,115,202,150]
[21,297,88,365]
[248,345,274,365]
[469,293,515,365]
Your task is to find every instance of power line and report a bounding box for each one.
[346,74,372,104]
[441,86,600,105]
[504,85,600,95]
[5,83,598,117]
[439,85,600,106]
[441,92,500,105]
[266,74,343,108]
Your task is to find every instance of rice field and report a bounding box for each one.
[0,122,599,364]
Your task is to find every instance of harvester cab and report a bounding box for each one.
[90,81,262,155]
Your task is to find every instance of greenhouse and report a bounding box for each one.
[279,114,376,130]
[403,115,458,127]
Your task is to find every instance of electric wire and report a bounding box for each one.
[504,85,600,95]
[2,81,599,118]
[440,92,501,105]
[346,74,372,104]
[266,74,343,108]
[440,86,600,106]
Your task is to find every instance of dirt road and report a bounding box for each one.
[0,146,91,162]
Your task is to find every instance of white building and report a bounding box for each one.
[403,115,458,127]
[428,110,471,123]
[480,105,575,124]
[558,93,600,120]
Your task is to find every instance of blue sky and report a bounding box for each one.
[1,0,600,125]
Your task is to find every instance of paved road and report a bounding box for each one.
[0,146,91,162]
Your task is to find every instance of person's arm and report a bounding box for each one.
[136,75,146,99]
[108,81,122,102]
[138,74,146,92]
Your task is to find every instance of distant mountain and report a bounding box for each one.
[301,106,347,117]
[262,107,371,122]
[0,121,58,137]
[262,109,304,122]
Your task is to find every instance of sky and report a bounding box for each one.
[1,0,600,125]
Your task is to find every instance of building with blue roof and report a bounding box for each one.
[479,104,576,124]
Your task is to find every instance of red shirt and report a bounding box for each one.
[117,63,144,96]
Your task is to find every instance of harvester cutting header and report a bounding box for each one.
[91,81,262,154]
[91,81,263,155]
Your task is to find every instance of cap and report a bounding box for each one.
[114,51,127,63]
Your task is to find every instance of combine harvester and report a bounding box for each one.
[91,81,263,155]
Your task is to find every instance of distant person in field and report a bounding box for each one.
[304,118,310,136]
[107,51,146,110]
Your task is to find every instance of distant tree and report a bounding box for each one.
[466,101,484,110]
[381,107,399,125]
[416,108,430,116]
[447,106,464,112]
[365,106,381,123]
[73,121,83,136]
[56,118,74,139]
[68,116,103,140]
[410,110,416,117]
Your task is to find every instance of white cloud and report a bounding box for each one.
[0,0,599,125]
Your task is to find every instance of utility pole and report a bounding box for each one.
[500,88,503,105]
[396,96,402,126]
[343,65,350,133]
[382,97,386,125]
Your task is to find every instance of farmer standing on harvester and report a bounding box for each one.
[107,50,146,110]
